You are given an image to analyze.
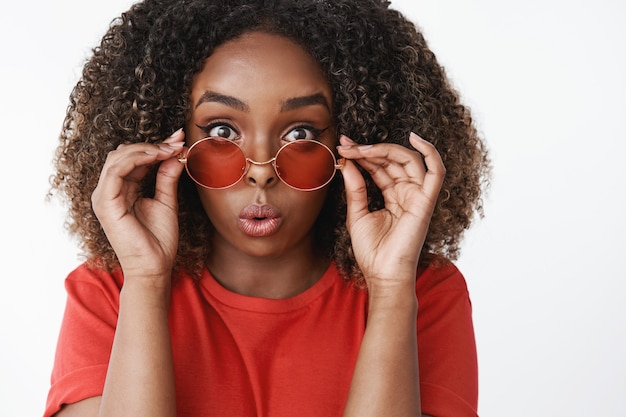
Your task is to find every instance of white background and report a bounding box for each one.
[1,0,624,416]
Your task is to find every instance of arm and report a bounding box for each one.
[97,277,176,416]
[344,282,422,416]
[56,130,186,417]
[337,133,445,417]
[55,280,175,417]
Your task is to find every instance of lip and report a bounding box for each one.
[238,204,283,237]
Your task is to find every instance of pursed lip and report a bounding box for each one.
[238,204,283,237]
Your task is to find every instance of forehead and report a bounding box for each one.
[190,31,332,107]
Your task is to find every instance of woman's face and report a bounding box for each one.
[186,31,335,260]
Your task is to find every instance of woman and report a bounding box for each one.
[45,1,490,416]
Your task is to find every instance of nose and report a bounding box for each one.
[243,142,279,189]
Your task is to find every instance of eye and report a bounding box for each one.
[284,126,325,142]
[197,123,239,140]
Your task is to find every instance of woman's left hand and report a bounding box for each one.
[337,132,445,294]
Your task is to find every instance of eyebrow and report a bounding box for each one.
[195,91,249,111]
[280,93,330,112]
[195,90,330,112]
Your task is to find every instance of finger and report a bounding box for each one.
[94,144,181,207]
[351,155,420,181]
[96,129,184,200]
[348,157,395,193]
[153,158,185,210]
[338,144,427,194]
[338,135,426,177]
[154,135,186,211]
[162,128,185,145]
[340,159,370,225]
[408,132,446,194]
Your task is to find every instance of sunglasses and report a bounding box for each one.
[178,137,343,191]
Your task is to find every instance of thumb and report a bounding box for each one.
[153,156,185,210]
[341,159,370,225]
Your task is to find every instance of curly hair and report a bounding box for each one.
[50,0,490,284]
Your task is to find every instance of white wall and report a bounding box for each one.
[1,1,624,416]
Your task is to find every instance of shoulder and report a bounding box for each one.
[64,263,198,305]
[58,263,127,323]
[66,262,124,285]
[414,260,474,324]
[415,260,470,297]
[64,262,125,297]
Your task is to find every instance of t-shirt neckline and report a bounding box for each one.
[199,262,339,313]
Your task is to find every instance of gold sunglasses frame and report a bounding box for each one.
[178,137,344,191]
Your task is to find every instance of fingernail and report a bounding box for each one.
[357,145,373,150]
[159,144,178,153]
[164,129,184,144]
[340,135,356,144]
[164,128,184,142]
[168,141,185,148]
[410,131,424,140]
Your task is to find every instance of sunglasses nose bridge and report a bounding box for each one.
[246,156,277,167]
[244,155,280,188]
[246,157,278,178]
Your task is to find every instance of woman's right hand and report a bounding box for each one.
[91,129,186,285]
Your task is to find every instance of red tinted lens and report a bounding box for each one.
[186,138,246,188]
[275,141,337,190]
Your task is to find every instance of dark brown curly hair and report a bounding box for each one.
[50,0,490,284]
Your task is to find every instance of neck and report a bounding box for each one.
[206,237,329,299]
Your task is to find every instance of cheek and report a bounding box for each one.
[196,189,235,224]
[296,189,330,220]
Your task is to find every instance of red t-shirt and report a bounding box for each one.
[44,261,478,417]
